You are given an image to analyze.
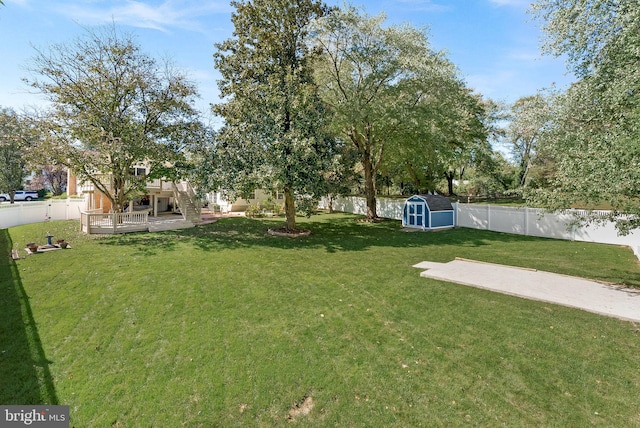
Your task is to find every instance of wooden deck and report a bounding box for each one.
[81,211,150,234]
[79,210,224,235]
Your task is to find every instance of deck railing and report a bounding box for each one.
[76,176,172,193]
[81,211,149,234]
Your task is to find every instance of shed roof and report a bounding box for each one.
[415,194,453,212]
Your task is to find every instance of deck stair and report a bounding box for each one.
[172,182,201,223]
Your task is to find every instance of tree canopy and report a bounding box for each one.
[213,0,334,231]
[529,0,640,233]
[0,108,29,203]
[505,93,554,189]
[311,6,480,219]
[26,25,202,212]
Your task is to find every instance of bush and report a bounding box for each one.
[245,204,262,218]
[260,196,283,216]
[295,195,318,218]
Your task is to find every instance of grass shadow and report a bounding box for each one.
[95,213,640,286]
[0,229,58,404]
[96,213,540,258]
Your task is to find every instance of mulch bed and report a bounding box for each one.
[267,227,311,238]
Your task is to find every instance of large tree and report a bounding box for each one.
[213,0,333,232]
[0,108,30,203]
[311,6,467,220]
[26,26,201,212]
[431,91,494,196]
[505,93,554,188]
[529,0,640,233]
[26,165,68,196]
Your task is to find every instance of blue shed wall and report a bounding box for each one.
[431,211,454,228]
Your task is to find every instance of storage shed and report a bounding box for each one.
[402,194,455,230]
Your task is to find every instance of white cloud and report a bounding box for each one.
[488,0,530,7]
[465,69,519,103]
[50,0,231,33]
[394,0,450,12]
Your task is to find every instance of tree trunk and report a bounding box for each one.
[284,187,296,230]
[113,189,126,213]
[445,171,455,196]
[112,174,126,213]
[362,156,377,220]
[519,161,530,188]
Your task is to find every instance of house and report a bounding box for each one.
[67,164,201,233]
[205,189,284,214]
[402,194,455,230]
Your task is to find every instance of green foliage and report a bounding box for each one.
[0,108,29,199]
[505,93,555,188]
[311,6,484,215]
[529,0,640,233]
[531,0,640,79]
[245,203,262,218]
[212,0,334,231]
[294,194,318,217]
[260,195,283,214]
[26,25,202,212]
[245,197,285,218]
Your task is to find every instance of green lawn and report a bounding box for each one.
[2,214,639,426]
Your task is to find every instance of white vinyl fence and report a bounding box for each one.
[319,196,640,258]
[0,197,87,229]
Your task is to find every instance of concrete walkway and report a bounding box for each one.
[413,258,640,322]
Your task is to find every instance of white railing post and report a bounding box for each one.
[453,201,458,227]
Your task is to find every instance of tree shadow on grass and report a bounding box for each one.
[98,214,527,255]
[93,214,640,286]
[0,229,58,404]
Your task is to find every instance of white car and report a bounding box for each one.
[0,190,39,202]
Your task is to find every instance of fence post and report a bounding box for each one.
[487,204,491,230]
[113,212,117,234]
[525,207,529,236]
[453,202,458,227]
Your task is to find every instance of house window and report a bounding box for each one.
[129,167,147,177]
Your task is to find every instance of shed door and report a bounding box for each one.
[407,202,423,227]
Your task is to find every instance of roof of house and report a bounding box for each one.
[413,194,454,212]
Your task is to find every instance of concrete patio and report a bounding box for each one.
[414,258,640,322]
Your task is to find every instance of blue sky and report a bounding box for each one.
[0,0,574,120]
